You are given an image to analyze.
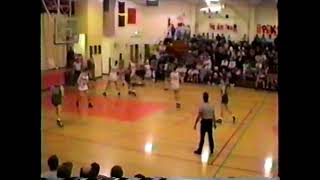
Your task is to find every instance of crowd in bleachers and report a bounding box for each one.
[41,155,166,180]
[139,33,278,90]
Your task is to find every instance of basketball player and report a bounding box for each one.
[176,65,187,84]
[51,85,64,128]
[170,66,181,109]
[218,77,236,124]
[103,61,121,97]
[193,92,216,155]
[76,68,93,108]
[125,63,137,96]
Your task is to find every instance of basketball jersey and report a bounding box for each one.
[78,73,89,91]
[170,71,180,89]
[130,62,136,76]
[52,85,63,97]
[110,65,118,76]
[74,61,82,71]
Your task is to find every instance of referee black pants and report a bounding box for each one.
[197,119,214,153]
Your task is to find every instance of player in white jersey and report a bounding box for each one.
[170,66,181,109]
[76,68,93,108]
[103,61,121,97]
[176,65,187,84]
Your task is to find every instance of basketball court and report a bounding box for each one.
[41,79,278,178]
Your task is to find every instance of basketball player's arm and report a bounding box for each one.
[193,112,202,130]
[60,86,64,97]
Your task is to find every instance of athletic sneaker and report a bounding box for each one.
[193,150,201,155]
[103,92,107,97]
[56,120,64,128]
[232,116,236,124]
[118,92,121,97]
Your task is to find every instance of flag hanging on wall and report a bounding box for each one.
[128,8,136,24]
[118,1,125,13]
[118,15,125,27]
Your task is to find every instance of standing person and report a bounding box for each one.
[164,58,174,90]
[150,55,158,82]
[124,64,137,96]
[76,68,93,108]
[118,59,126,86]
[170,66,181,109]
[87,57,95,81]
[66,46,75,68]
[218,77,236,124]
[193,92,217,155]
[51,85,64,128]
[176,65,187,84]
[73,57,82,85]
[103,61,121,97]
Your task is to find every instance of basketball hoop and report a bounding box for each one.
[54,15,79,44]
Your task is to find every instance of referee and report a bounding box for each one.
[193,92,216,155]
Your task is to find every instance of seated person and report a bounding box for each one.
[41,155,59,179]
[221,59,229,68]
[256,68,267,89]
[57,162,73,179]
[192,67,200,83]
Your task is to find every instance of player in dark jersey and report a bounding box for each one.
[51,85,64,128]
[124,64,137,96]
[218,76,236,124]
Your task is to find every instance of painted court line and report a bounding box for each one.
[208,102,259,165]
[44,132,263,175]
[213,96,267,177]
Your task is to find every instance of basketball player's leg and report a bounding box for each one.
[224,104,236,123]
[174,89,181,108]
[103,79,111,96]
[76,90,81,107]
[55,104,63,127]
[115,81,121,97]
[86,90,93,108]
[127,77,136,96]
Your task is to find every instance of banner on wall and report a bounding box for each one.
[209,23,238,32]
[257,24,278,35]
[128,8,136,24]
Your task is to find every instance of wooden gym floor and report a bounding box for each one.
[41,77,278,178]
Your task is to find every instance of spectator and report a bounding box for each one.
[57,162,73,179]
[110,165,124,178]
[41,155,59,178]
[67,45,75,68]
[80,165,91,178]
[87,162,108,180]
[134,174,146,178]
